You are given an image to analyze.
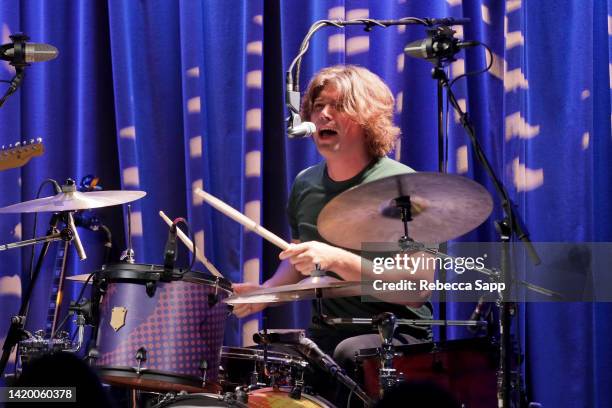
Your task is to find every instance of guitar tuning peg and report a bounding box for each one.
[29,139,34,144]
[36,137,42,143]
[14,141,20,147]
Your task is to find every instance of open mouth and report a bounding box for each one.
[318,128,338,139]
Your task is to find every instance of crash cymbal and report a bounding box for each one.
[0,190,146,213]
[66,274,93,283]
[318,172,492,249]
[224,275,362,304]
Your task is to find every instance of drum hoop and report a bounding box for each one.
[96,263,233,293]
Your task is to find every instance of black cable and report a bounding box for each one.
[27,179,61,281]
[54,271,96,339]
[448,42,494,90]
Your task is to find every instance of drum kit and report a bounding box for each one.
[0,172,537,407]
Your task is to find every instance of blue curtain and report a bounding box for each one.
[0,1,610,406]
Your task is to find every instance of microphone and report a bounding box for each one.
[65,212,87,261]
[162,223,178,281]
[288,121,316,138]
[404,26,478,63]
[0,33,58,67]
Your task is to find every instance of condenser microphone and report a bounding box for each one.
[0,33,58,67]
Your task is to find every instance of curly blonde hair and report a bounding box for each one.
[301,65,400,158]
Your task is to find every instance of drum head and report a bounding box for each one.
[153,393,247,407]
[247,388,333,408]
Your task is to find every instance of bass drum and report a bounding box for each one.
[153,393,248,407]
[247,387,334,408]
[95,263,232,393]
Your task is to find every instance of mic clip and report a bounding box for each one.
[286,89,304,138]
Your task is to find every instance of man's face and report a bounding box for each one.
[309,85,366,158]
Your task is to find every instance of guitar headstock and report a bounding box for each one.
[0,138,44,171]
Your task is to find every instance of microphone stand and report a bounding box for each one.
[427,54,540,408]
[0,212,62,378]
[0,67,25,109]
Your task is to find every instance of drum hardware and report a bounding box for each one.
[199,359,208,387]
[120,204,136,263]
[134,347,148,375]
[372,313,400,397]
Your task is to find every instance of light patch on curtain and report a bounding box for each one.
[346,8,368,20]
[453,25,464,40]
[12,222,21,240]
[122,166,140,187]
[608,15,612,35]
[244,200,261,226]
[328,6,344,20]
[245,151,261,177]
[394,138,401,161]
[505,112,540,140]
[582,132,590,150]
[395,91,403,114]
[17,177,21,187]
[242,318,258,347]
[192,179,203,205]
[451,59,465,79]
[246,41,262,56]
[580,89,590,100]
[397,53,404,73]
[328,34,345,53]
[454,98,467,123]
[456,145,468,174]
[129,211,143,237]
[252,15,263,26]
[246,109,262,131]
[486,51,505,81]
[246,70,262,89]
[243,258,260,284]
[505,31,524,50]
[189,135,202,158]
[194,230,205,263]
[187,97,201,113]
[609,64,612,88]
[506,0,522,13]
[119,126,136,139]
[511,158,543,192]
[347,36,369,56]
[186,67,200,78]
[481,4,491,24]
[504,68,528,92]
[446,0,462,7]
[0,275,20,296]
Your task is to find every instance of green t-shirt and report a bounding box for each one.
[287,157,433,339]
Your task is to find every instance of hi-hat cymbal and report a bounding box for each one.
[224,275,361,304]
[318,172,492,249]
[0,190,146,213]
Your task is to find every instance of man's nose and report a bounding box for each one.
[320,104,333,119]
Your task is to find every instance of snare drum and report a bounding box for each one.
[220,346,308,391]
[152,393,248,407]
[356,338,497,407]
[95,263,232,392]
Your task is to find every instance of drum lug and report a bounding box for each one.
[134,347,147,375]
[199,359,208,387]
[145,281,157,297]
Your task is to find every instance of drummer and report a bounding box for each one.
[233,65,435,366]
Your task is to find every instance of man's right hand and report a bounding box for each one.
[231,282,268,318]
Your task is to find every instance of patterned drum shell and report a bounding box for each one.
[95,263,232,392]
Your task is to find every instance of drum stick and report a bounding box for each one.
[194,188,290,251]
[158,210,224,278]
